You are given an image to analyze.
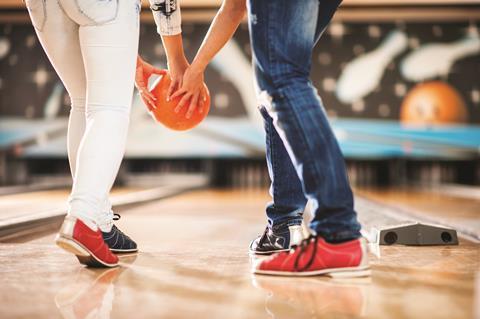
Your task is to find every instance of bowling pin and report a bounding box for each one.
[0,36,10,60]
[44,83,64,119]
[401,35,480,82]
[336,30,408,104]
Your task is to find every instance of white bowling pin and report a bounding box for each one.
[401,35,480,82]
[44,83,64,119]
[0,37,10,60]
[336,30,408,104]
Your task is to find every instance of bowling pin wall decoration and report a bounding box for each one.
[401,35,480,82]
[336,30,408,104]
[0,36,10,60]
[2,20,479,160]
[43,83,64,119]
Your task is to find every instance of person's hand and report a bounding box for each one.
[135,55,166,111]
[166,55,190,101]
[170,62,207,119]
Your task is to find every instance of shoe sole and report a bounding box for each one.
[110,248,138,253]
[55,235,118,268]
[249,248,289,256]
[254,265,371,278]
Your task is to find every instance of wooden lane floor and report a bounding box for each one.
[0,189,478,319]
[0,188,143,223]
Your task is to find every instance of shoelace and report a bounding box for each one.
[110,214,130,239]
[260,227,269,243]
[292,235,319,272]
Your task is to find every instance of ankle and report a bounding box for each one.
[324,236,359,244]
[66,213,98,232]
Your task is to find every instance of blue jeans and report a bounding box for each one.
[248,0,361,242]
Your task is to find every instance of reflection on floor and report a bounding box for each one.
[0,189,478,319]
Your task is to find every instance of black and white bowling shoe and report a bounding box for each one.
[249,224,305,255]
[102,214,138,253]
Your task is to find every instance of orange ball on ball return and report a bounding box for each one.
[149,72,210,131]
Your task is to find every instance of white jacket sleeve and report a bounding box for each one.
[149,0,182,36]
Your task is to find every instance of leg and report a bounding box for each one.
[67,0,140,224]
[261,106,307,231]
[248,0,361,242]
[26,0,123,267]
[25,0,86,182]
[24,0,117,229]
[249,107,307,254]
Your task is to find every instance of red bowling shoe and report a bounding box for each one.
[55,216,119,268]
[253,236,370,277]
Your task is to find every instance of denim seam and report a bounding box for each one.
[73,0,119,26]
[269,111,278,203]
[56,0,69,22]
[26,0,47,32]
[265,1,277,85]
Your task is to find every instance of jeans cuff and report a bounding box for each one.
[313,229,361,242]
[271,219,302,233]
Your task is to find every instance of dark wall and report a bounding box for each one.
[1,20,479,122]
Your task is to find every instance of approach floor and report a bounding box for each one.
[0,189,478,319]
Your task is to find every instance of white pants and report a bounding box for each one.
[26,0,140,230]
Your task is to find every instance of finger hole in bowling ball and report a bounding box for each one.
[384,231,398,245]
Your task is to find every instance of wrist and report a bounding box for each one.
[168,55,189,70]
[191,57,208,73]
[168,54,187,65]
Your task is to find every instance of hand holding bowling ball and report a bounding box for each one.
[149,72,211,131]
[135,55,167,112]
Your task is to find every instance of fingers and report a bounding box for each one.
[143,89,156,102]
[174,93,191,114]
[167,80,178,101]
[135,71,145,87]
[141,95,154,112]
[198,91,207,114]
[142,92,157,110]
[170,87,187,100]
[152,68,167,76]
[187,93,199,119]
[135,70,148,88]
[138,85,156,110]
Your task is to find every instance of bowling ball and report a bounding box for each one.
[400,81,468,125]
[150,72,210,131]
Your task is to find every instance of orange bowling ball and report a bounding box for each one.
[150,72,210,131]
[400,81,468,125]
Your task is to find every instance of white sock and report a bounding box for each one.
[67,212,98,231]
[97,209,114,233]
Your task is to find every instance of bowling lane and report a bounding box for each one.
[0,189,478,319]
[0,187,144,224]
